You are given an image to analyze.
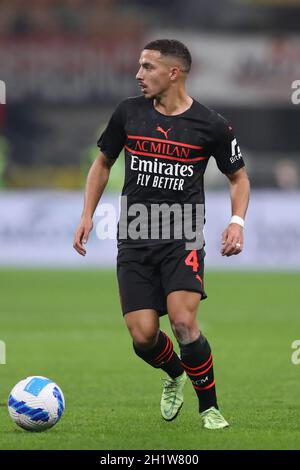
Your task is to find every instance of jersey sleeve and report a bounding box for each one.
[211,112,245,174]
[97,101,127,160]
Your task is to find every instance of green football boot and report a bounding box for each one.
[200,406,229,430]
[160,371,187,421]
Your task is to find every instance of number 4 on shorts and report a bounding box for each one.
[185,250,199,272]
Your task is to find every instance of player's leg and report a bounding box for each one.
[167,290,216,410]
[124,309,183,380]
[167,290,228,429]
[117,245,183,379]
[124,309,186,421]
[160,243,228,428]
[117,246,186,420]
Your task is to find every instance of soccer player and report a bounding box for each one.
[73,39,250,429]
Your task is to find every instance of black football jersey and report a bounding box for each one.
[97,96,245,246]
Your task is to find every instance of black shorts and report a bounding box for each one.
[117,242,207,316]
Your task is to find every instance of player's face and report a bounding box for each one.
[136,49,175,99]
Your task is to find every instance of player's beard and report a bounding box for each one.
[145,88,166,100]
[140,80,168,100]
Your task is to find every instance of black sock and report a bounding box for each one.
[180,335,218,412]
[133,330,184,379]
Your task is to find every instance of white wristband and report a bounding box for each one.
[230,215,244,228]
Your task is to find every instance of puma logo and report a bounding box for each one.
[156,125,172,139]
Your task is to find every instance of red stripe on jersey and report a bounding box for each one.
[128,135,203,150]
[125,146,208,163]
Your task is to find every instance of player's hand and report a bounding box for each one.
[221,223,244,257]
[73,217,93,256]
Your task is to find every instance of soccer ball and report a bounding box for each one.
[8,376,65,432]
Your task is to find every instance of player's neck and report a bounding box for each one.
[153,89,193,116]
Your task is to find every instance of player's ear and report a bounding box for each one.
[169,66,180,81]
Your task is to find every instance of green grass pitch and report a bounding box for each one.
[0,269,299,450]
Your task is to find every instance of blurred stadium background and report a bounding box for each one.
[0,0,300,450]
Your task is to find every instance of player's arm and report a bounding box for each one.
[221,167,250,257]
[73,100,126,256]
[211,113,250,257]
[73,152,114,256]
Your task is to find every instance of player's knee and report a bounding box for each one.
[171,320,191,338]
[129,328,158,350]
[170,318,199,344]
